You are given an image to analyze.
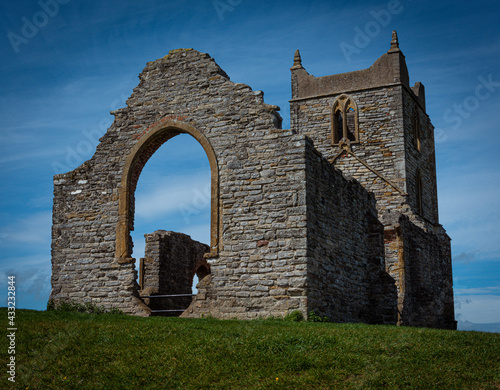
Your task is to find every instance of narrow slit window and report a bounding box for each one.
[413,106,421,151]
[417,171,423,215]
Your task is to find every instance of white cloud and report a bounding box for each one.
[438,162,500,260]
[439,166,500,223]
[455,286,500,295]
[130,236,146,262]
[0,147,64,165]
[0,255,51,309]
[454,294,500,323]
[135,174,211,220]
[453,251,481,264]
[133,170,212,258]
[0,212,52,247]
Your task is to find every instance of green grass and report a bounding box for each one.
[1,309,499,389]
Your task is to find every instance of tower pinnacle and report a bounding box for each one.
[291,49,303,70]
[388,30,400,53]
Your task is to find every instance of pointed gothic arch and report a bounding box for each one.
[331,94,359,144]
[115,120,220,263]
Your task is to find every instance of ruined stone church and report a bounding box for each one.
[50,31,456,329]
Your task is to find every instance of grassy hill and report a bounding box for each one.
[1,308,499,389]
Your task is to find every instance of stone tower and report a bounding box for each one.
[290,31,455,328]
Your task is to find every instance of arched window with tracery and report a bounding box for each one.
[331,94,359,145]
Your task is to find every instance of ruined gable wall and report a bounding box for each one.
[51,49,309,317]
[304,142,397,324]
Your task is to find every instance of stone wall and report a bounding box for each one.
[291,85,408,216]
[397,215,455,328]
[183,133,311,319]
[304,141,397,324]
[139,231,209,314]
[402,87,440,225]
[51,161,147,315]
[51,48,310,318]
[290,50,409,220]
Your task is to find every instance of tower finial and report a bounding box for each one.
[291,49,303,70]
[389,30,399,52]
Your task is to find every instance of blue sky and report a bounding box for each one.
[1,0,499,330]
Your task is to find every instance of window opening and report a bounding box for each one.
[334,110,343,143]
[331,95,359,145]
[346,105,356,142]
[131,134,212,316]
[416,170,423,215]
[413,105,421,151]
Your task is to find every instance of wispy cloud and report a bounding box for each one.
[455,286,500,295]
[453,250,480,264]
[0,147,63,165]
[438,160,500,261]
[0,255,51,309]
[455,294,500,323]
[135,173,211,220]
[0,211,51,247]
[454,251,481,264]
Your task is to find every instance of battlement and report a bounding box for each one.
[291,31,424,109]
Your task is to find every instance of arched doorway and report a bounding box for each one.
[116,120,219,262]
[115,120,219,314]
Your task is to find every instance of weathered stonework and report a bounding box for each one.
[289,32,454,328]
[51,31,455,329]
[139,231,209,315]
